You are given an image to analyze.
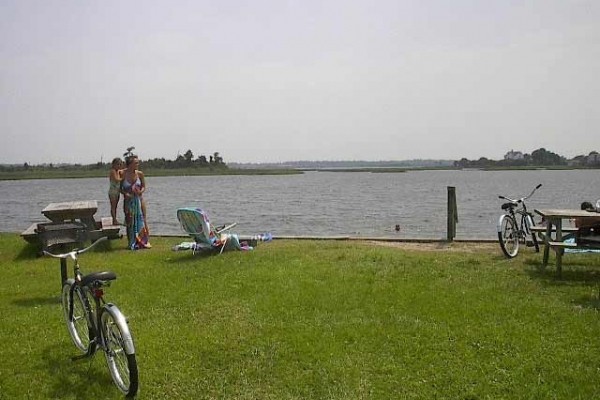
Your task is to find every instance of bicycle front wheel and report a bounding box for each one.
[61,280,93,353]
[498,214,519,258]
[101,304,138,397]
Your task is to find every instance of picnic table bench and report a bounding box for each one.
[534,208,600,277]
[529,225,578,234]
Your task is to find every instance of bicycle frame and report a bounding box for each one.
[502,203,534,239]
[69,277,135,359]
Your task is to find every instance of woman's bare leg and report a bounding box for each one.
[110,196,119,225]
[141,199,149,233]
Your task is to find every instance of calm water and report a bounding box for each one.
[1,170,599,239]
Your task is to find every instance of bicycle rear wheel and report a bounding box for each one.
[61,279,93,353]
[498,214,519,258]
[101,305,138,397]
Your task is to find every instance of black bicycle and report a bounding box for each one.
[44,237,139,397]
[497,184,542,258]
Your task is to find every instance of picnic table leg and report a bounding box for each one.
[555,221,563,278]
[542,222,552,267]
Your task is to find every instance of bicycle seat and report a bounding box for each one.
[80,271,117,287]
[501,202,517,210]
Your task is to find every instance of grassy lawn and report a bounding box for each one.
[1,234,599,399]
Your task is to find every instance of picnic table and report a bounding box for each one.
[22,200,121,250]
[21,200,122,288]
[534,208,600,277]
[42,200,99,230]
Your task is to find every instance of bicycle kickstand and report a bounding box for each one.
[71,340,97,361]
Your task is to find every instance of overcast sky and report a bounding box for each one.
[1,0,598,165]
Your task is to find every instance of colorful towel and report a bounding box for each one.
[124,195,150,250]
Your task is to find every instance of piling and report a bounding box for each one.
[447,186,458,241]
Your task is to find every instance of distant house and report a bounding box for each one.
[504,150,524,161]
[587,151,600,165]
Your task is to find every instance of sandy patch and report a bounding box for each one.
[364,240,499,253]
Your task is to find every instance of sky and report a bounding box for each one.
[1,0,599,165]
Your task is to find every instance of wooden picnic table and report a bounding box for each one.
[20,200,122,289]
[22,199,121,251]
[41,200,98,230]
[534,208,600,277]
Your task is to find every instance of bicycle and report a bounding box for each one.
[44,237,139,397]
[497,184,542,258]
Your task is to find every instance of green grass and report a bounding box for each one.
[1,234,600,399]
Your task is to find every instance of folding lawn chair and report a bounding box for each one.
[176,207,240,254]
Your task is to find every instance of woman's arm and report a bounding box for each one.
[120,175,130,196]
[138,171,146,195]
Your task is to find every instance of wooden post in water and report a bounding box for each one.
[447,186,458,241]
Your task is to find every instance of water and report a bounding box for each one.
[1,170,599,239]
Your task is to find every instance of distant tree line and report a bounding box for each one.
[0,149,228,172]
[454,148,600,168]
[142,150,226,170]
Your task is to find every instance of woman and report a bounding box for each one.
[108,157,124,225]
[575,201,600,235]
[121,155,151,249]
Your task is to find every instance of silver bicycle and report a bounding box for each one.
[497,184,542,258]
[44,237,138,397]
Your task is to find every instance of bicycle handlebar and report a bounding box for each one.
[498,183,542,203]
[43,237,108,260]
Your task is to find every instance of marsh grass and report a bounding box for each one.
[1,234,599,399]
[0,167,299,181]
